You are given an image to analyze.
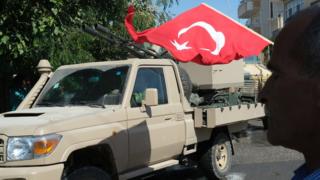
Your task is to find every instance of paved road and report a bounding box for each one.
[140,120,304,180]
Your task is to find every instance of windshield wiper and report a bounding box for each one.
[88,103,105,108]
[69,101,105,108]
[36,102,65,107]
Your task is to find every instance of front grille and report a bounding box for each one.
[0,138,4,163]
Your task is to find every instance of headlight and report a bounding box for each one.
[7,134,62,161]
[7,137,33,161]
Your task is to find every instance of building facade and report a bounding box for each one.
[238,0,319,38]
[238,0,319,63]
[238,0,285,40]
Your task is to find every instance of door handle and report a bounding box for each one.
[164,117,172,120]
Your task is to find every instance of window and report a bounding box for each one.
[36,66,129,107]
[270,2,273,18]
[131,68,168,107]
[288,8,292,18]
[285,0,304,20]
[296,4,301,12]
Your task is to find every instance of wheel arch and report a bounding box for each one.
[210,126,234,155]
[62,143,118,179]
[196,126,234,159]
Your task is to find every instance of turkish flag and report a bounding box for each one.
[125,3,272,65]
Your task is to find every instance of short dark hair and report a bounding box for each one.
[293,7,320,77]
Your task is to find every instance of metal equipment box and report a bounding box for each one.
[179,59,245,90]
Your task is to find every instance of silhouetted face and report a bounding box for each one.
[259,9,320,151]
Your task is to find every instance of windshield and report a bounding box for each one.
[35,65,129,107]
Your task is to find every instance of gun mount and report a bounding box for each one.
[83,24,169,59]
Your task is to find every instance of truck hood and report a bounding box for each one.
[0,106,120,136]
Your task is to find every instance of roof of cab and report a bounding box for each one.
[57,58,175,70]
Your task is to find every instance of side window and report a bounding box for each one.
[131,68,168,107]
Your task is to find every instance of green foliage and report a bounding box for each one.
[0,0,177,74]
[45,29,95,68]
[132,0,178,24]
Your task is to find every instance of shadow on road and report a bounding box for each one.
[132,165,206,180]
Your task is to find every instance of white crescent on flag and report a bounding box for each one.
[170,21,226,55]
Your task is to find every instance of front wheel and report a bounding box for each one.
[199,132,232,179]
[64,166,111,180]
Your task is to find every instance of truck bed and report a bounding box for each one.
[193,103,265,128]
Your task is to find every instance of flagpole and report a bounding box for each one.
[201,3,274,45]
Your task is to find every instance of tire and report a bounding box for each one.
[65,166,111,180]
[178,66,192,101]
[199,132,232,179]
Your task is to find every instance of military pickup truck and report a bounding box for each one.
[0,58,265,180]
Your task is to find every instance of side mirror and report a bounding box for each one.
[102,93,120,107]
[143,88,158,106]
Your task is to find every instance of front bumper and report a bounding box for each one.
[0,164,64,180]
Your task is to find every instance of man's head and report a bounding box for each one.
[259,6,320,152]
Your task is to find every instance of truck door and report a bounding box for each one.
[126,66,185,169]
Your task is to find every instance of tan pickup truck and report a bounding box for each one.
[0,58,265,180]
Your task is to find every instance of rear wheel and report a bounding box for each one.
[199,132,232,179]
[65,166,111,180]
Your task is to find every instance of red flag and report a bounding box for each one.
[125,4,272,65]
